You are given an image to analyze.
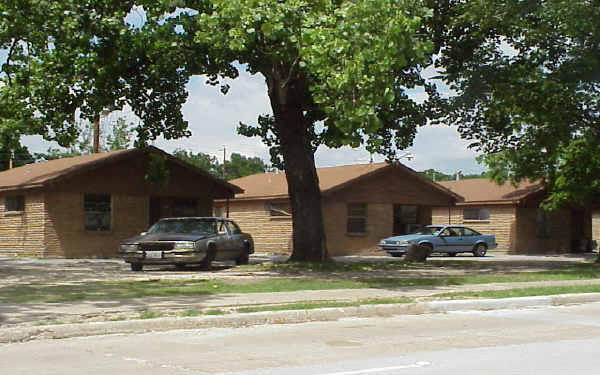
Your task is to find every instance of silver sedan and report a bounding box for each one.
[118,217,254,271]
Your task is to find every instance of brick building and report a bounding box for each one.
[432,179,593,253]
[0,147,241,258]
[216,162,462,255]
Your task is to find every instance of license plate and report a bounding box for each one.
[145,251,163,259]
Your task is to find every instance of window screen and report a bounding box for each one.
[463,208,490,220]
[5,195,24,212]
[347,203,367,233]
[84,194,111,231]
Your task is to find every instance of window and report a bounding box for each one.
[172,198,198,217]
[463,208,490,221]
[266,202,291,217]
[461,227,480,236]
[217,220,228,234]
[226,221,241,234]
[440,227,460,237]
[536,208,551,238]
[5,195,24,212]
[347,203,367,234]
[84,194,111,231]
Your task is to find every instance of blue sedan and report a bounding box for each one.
[378,225,497,257]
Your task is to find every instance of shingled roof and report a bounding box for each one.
[229,162,463,201]
[0,146,243,194]
[438,178,545,205]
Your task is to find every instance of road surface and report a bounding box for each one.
[2,302,600,374]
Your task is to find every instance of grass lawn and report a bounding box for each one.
[433,284,600,299]
[1,261,599,304]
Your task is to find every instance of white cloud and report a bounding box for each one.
[21,69,485,174]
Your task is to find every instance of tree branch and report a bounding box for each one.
[4,38,18,86]
[281,57,300,88]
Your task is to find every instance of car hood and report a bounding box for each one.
[121,233,211,244]
[382,234,432,242]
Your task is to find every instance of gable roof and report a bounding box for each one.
[438,178,545,205]
[229,162,462,202]
[0,146,243,195]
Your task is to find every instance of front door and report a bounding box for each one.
[393,205,420,235]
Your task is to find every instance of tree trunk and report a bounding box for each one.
[266,68,329,262]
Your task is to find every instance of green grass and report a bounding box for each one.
[236,297,414,313]
[178,309,201,317]
[203,309,226,315]
[1,263,599,305]
[433,284,600,299]
[138,311,161,319]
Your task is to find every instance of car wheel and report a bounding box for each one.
[473,243,487,257]
[235,243,251,265]
[130,263,143,272]
[175,264,187,270]
[421,243,433,256]
[390,253,404,258]
[447,252,457,257]
[200,244,217,270]
[235,252,249,265]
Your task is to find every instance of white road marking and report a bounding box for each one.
[319,361,431,375]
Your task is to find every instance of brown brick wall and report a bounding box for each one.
[45,192,150,258]
[224,169,453,255]
[432,205,517,251]
[0,192,46,256]
[514,207,572,254]
[218,200,293,254]
[325,202,426,255]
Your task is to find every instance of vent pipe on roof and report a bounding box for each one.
[455,170,462,181]
[8,150,14,169]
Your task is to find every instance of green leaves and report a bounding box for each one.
[437,0,600,207]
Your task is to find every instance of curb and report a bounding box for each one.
[2,293,600,344]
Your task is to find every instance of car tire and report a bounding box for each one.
[236,243,251,265]
[200,244,217,270]
[235,252,249,265]
[175,264,187,270]
[130,263,143,272]
[473,243,487,257]
[447,252,457,257]
[421,243,433,256]
[390,253,404,258]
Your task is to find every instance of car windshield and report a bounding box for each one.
[147,219,217,234]
[410,226,443,235]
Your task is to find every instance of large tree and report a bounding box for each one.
[2,1,437,262]
[180,0,435,261]
[434,0,600,209]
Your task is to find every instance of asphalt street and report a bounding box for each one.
[2,302,600,374]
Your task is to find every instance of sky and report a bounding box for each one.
[20,70,485,175]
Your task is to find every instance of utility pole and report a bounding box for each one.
[221,146,227,180]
